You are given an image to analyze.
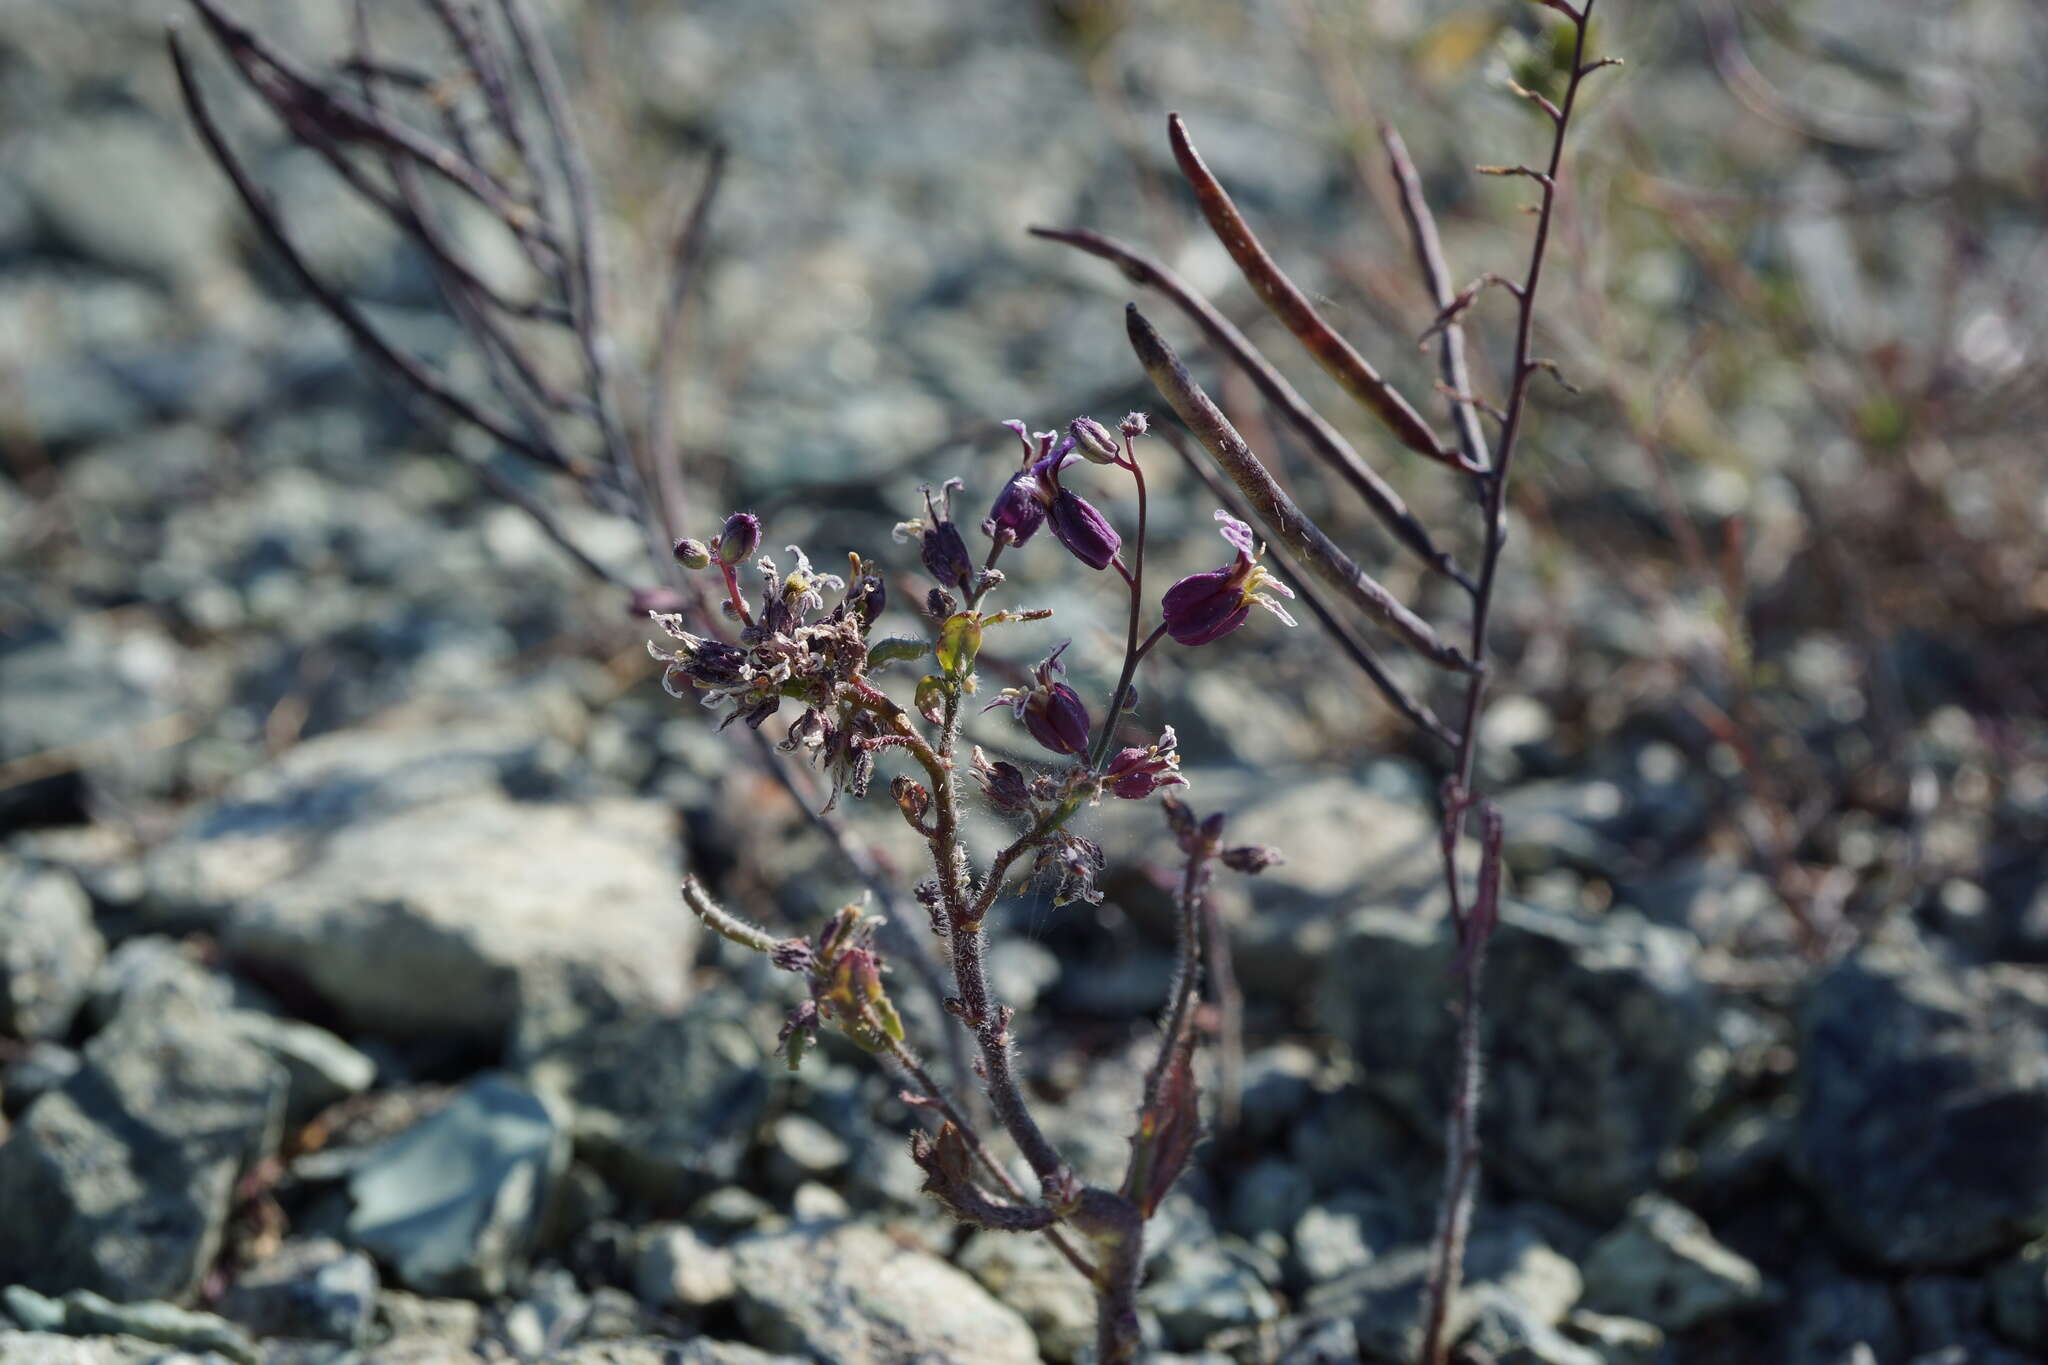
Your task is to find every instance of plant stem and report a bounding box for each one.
[1091,453,1151,768]
[1419,9,1600,1364]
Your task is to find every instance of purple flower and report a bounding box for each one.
[1046,484,1121,571]
[1160,511,1297,646]
[984,642,1092,757]
[983,465,1049,546]
[1104,726,1187,800]
[981,422,1122,571]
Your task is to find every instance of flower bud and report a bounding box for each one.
[715,511,762,565]
[672,537,712,570]
[1047,488,1121,571]
[921,520,973,589]
[1119,411,1149,438]
[1069,416,1121,464]
[1222,844,1284,875]
[1024,681,1091,757]
[1103,726,1186,800]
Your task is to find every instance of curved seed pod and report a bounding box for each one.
[1168,114,1458,470]
[1129,305,1472,672]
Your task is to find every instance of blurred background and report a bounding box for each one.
[2,2,2046,1363]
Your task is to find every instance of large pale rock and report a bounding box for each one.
[223,793,690,1043]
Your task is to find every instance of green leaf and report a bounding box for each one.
[935,612,983,677]
[866,635,932,670]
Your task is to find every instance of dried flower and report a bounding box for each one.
[984,642,1091,757]
[912,483,975,589]
[1160,511,1298,646]
[971,746,1034,812]
[1103,726,1187,800]
[672,537,712,570]
[715,512,762,565]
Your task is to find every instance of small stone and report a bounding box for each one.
[526,1000,770,1203]
[689,1187,777,1236]
[225,1012,377,1126]
[790,1182,851,1222]
[1581,1193,1769,1330]
[372,1290,480,1346]
[0,857,104,1041]
[634,1224,736,1312]
[53,1291,259,1365]
[0,1041,79,1117]
[1227,1159,1313,1240]
[1788,1272,1907,1365]
[960,1227,1095,1363]
[766,1113,851,1185]
[1142,1240,1282,1351]
[1562,1309,1664,1365]
[217,1237,378,1345]
[731,1221,1038,1364]
[345,1074,569,1297]
[1989,1238,2048,1350]
[1305,1225,1582,1364]
[1292,1195,1398,1287]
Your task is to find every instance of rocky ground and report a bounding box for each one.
[4,2,2048,1363]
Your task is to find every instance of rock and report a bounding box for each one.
[0,1332,191,1365]
[1561,1309,1664,1365]
[545,1342,805,1365]
[0,857,104,1040]
[1317,902,1722,1214]
[0,620,178,830]
[41,1291,258,1365]
[83,937,236,1027]
[1900,1275,1989,1355]
[137,692,585,927]
[1580,1193,1769,1330]
[1989,1238,2048,1351]
[633,1224,736,1313]
[1304,1224,1582,1364]
[765,1113,850,1188]
[1796,935,2048,1266]
[959,1229,1096,1364]
[11,114,228,281]
[526,999,771,1202]
[344,1074,569,1298]
[0,990,285,1301]
[0,1040,79,1117]
[371,1291,479,1348]
[1787,1271,1907,1365]
[1142,1240,1282,1351]
[1291,1195,1401,1288]
[223,793,690,1045]
[224,1012,376,1126]
[731,1220,1039,1364]
[1226,1159,1313,1241]
[1215,777,1448,994]
[1235,1044,1320,1147]
[216,1237,378,1346]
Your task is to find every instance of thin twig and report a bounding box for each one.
[647,144,729,544]
[1380,123,1493,475]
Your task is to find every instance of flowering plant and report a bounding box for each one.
[652,412,1285,1361]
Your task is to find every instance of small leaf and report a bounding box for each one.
[935,612,983,676]
[1125,1040,1201,1218]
